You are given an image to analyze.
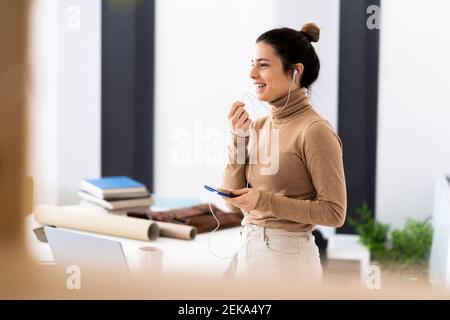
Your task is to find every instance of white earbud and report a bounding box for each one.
[293,69,298,80]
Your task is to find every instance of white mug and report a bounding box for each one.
[137,246,163,274]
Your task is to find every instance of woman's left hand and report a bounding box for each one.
[222,188,260,212]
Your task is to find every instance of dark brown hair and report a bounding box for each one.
[256,23,320,89]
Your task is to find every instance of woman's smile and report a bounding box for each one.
[254,82,267,95]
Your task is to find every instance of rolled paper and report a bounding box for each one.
[34,205,159,241]
[154,221,197,240]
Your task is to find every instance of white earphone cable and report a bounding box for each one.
[280,70,297,112]
[207,196,247,259]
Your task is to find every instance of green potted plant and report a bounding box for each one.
[349,202,433,282]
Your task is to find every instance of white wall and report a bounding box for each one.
[154,0,340,207]
[274,0,340,130]
[56,0,101,204]
[376,0,450,228]
[29,0,101,207]
[29,0,59,206]
[155,0,235,205]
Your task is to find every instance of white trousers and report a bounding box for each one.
[224,225,322,284]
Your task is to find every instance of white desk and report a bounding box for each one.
[326,234,370,285]
[26,214,241,277]
[26,213,370,282]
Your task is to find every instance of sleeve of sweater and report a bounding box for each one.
[254,121,347,227]
[220,131,250,213]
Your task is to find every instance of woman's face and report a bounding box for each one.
[250,41,298,103]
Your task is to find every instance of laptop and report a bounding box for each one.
[44,226,129,273]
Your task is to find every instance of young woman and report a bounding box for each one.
[221,23,347,283]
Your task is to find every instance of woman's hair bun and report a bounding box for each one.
[301,22,320,43]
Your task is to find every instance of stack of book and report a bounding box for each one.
[78,176,153,215]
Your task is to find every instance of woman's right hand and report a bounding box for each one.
[228,101,252,137]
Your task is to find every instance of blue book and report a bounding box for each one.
[80,176,149,199]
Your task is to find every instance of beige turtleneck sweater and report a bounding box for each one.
[221,87,347,232]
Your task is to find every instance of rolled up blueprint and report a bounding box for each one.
[34,205,159,241]
[154,221,197,240]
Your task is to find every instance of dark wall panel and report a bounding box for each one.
[338,0,380,233]
[102,0,155,191]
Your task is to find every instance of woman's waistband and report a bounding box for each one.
[241,224,312,239]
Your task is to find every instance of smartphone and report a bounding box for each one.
[203,185,237,198]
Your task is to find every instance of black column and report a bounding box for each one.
[337,0,380,233]
[101,0,155,191]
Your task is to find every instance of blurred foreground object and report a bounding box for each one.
[0,0,29,256]
[0,0,34,298]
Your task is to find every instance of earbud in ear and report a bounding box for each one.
[292,69,298,82]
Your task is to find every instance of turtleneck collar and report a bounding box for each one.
[269,87,311,122]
